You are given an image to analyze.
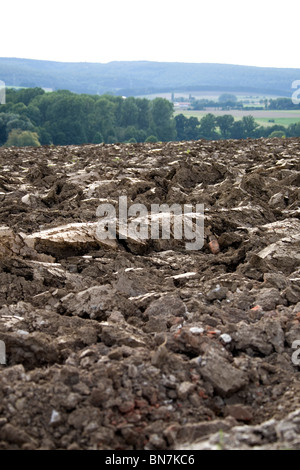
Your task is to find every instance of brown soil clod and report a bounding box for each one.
[0,138,300,450]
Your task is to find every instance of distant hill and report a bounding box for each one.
[0,57,299,96]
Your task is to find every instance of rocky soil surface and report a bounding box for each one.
[0,138,299,450]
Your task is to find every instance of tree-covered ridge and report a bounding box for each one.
[1,87,300,147]
[1,58,300,96]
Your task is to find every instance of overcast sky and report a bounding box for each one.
[1,0,299,68]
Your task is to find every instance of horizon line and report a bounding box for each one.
[1,56,300,71]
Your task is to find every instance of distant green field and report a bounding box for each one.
[255,117,300,127]
[174,109,300,128]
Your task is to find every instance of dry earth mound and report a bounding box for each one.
[0,138,299,450]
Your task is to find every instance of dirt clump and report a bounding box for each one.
[0,138,300,450]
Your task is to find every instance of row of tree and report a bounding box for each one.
[175,113,300,140]
[1,87,300,147]
[268,97,300,110]
[191,95,300,111]
[1,88,176,146]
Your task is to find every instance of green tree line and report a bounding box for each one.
[0,87,300,147]
[0,88,176,146]
[191,95,300,111]
[175,113,300,140]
